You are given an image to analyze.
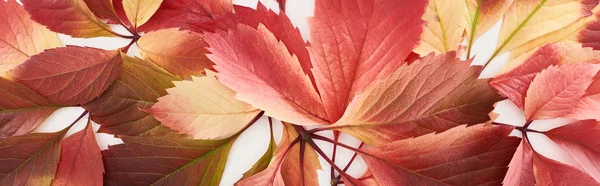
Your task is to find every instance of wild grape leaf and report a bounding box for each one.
[0,0,62,75]
[136,0,233,32]
[103,134,239,185]
[308,0,427,122]
[524,63,600,120]
[238,120,277,181]
[509,2,600,59]
[0,78,59,139]
[234,4,314,85]
[21,0,117,38]
[533,151,599,185]
[83,0,120,23]
[7,46,122,106]
[145,71,261,140]
[83,54,181,137]
[0,130,67,185]
[414,0,467,55]
[491,43,600,109]
[137,28,213,78]
[464,0,513,56]
[503,139,535,186]
[122,0,163,28]
[546,120,600,181]
[491,0,597,60]
[333,52,502,145]
[53,119,103,186]
[203,24,329,125]
[237,123,321,186]
[360,124,520,185]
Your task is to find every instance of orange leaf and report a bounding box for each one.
[145,71,261,140]
[22,0,117,38]
[308,0,427,122]
[8,46,122,106]
[137,28,213,78]
[334,52,502,145]
[0,0,61,75]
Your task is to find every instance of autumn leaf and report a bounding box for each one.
[464,0,513,57]
[137,28,213,78]
[237,123,321,186]
[0,0,62,75]
[359,124,520,185]
[145,71,261,140]
[0,130,67,185]
[83,54,181,137]
[414,0,467,55]
[103,133,243,185]
[487,0,597,63]
[234,4,314,84]
[333,52,502,145]
[122,0,163,28]
[238,118,277,181]
[21,0,118,38]
[308,0,427,122]
[53,119,103,186]
[545,120,600,181]
[490,43,600,109]
[524,63,600,120]
[203,24,329,126]
[533,151,599,185]
[0,78,60,139]
[8,46,122,106]
[503,139,535,185]
[83,0,120,23]
[136,0,234,32]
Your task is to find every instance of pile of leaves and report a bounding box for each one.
[1,0,600,185]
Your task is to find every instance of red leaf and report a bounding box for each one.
[503,139,535,186]
[136,0,233,32]
[8,46,122,106]
[203,24,328,125]
[360,124,520,185]
[234,4,314,87]
[524,63,600,120]
[533,151,599,185]
[0,131,66,185]
[0,78,59,139]
[83,0,120,23]
[53,119,103,186]
[308,0,427,122]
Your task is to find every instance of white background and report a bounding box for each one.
[31,0,574,185]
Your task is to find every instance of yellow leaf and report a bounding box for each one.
[463,0,514,57]
[415,0,467,55]
[486,0,593,65]
[145,70,261,140]
[122,0,163,28]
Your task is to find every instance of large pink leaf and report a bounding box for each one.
[524,63,600,120]
[7,46,122,106]
[308,0,427,122]
[360,124,520,185]
[137,0,233,32]
[546,120,600,181]
[533,151,599,185]
[203,24,328,125]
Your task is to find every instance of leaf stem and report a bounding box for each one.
[63,110,90,133]
[330,131,340,184]
[333,142,364,185]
